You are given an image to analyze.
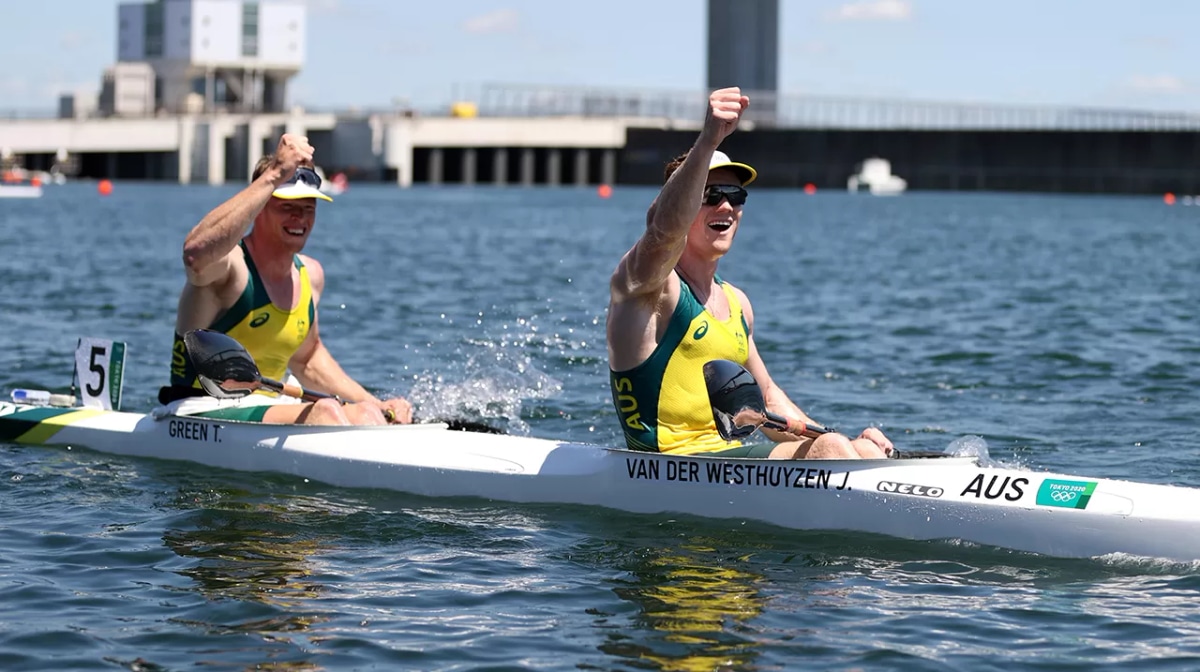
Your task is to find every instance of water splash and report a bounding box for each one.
[945,435,996,465]
[404,355,563,435]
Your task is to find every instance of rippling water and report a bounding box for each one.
[2,183,1199,670]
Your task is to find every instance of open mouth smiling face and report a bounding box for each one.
[271,200,317,238]
[701,183,747,233]
[708,218,734,233]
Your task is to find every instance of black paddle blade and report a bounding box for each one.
[439,418,506,434]
[702,359,767,441]
[183,329,261,399]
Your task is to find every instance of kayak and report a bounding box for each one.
[0,184,43,199]
[4,399,1200,562]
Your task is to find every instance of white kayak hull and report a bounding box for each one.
[4,401,1200,561]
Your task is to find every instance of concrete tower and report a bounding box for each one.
[114,0,306,114]
[706,0,778,120]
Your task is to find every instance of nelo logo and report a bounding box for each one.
[877,481,944,498]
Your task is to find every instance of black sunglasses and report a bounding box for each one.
[702,184,748,207]
[285,166,323,189]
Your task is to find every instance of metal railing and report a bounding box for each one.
[473,83,1200,131]
[7,83,1200,131]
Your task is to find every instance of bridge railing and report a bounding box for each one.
[6,83,1200,131]
[472,83,1200,131]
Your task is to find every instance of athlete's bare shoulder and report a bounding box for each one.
[725,282,756,328]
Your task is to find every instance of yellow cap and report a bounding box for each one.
[709,150,757,186]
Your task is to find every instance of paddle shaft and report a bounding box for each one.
[185,328,405,425]
[260,376,397,423]
[254,375,332,402]
[763,410,833,439]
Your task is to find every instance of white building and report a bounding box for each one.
[114,0,306,114]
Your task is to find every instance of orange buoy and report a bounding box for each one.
[98,179,113,196]
[30,176,42,187]
[597,184,613,199]
[804,183,817,195]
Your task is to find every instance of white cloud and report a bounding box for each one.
[827,0,912,21]
[1125,74,1187,93]
[463,8,519,35]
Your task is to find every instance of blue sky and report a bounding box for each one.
[4,0,1199,113]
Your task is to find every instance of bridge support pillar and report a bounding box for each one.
[463,148,477,186]
[574,148,589,185]
[428,148,444,185]
[385,118,413,188]
[177,117,194,184]
[520,148,535,186]
[205,120,228,186]
[493,148,508,185]
[546,149,561,186]
[284,115,305,139]
[247,117,273,182]
[600,149,616,186]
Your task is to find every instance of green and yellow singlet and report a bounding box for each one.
[170,241,314,389]
[610,276,750,454]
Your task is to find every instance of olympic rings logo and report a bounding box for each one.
[1050,490,1079,502]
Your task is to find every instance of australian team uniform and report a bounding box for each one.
[164,241,314,422]
[610,275,764,456]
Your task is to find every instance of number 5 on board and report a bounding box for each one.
[74,338,127,411]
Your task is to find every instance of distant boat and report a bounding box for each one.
[848,157,907,196]
[0,184,43,199]
[0,169,45,199]
[314,166,348,196]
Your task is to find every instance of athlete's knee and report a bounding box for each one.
[345,402,387,426]
[305,398,351,426]
[804,433,859,459]
[851,438,889,459]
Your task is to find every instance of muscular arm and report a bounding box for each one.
[183,134,313,287]
[610,88,746,303]
[290,333,380,403]
[610,145,714,303]
[182,168,281,287]
[606,146,715,371]
[607,88,749,371]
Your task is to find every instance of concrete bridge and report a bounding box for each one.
[4,84,1200,193]
[0,110,633,187]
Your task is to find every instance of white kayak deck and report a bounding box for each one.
[4,402,1200,562]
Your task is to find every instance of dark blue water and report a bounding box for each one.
[2,183,1199,670]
